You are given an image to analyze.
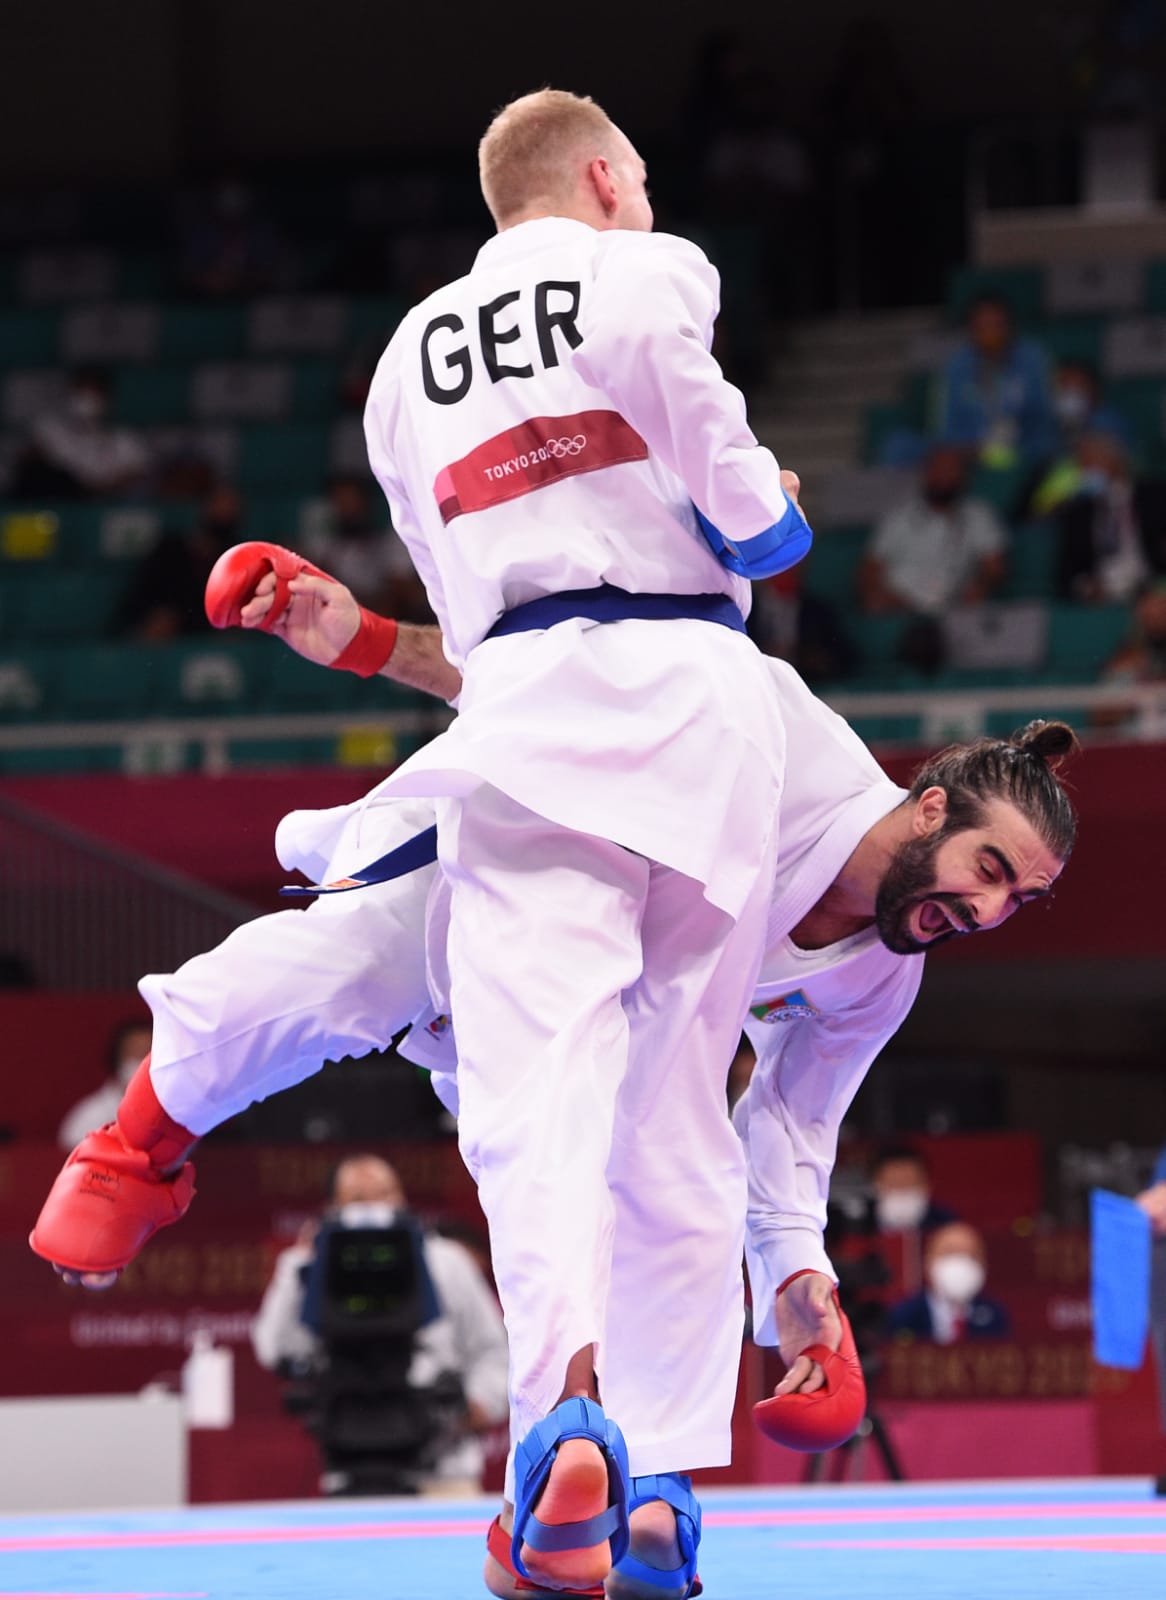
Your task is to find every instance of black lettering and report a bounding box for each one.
[421,313,471,404]
[535,280,582,368]
[480,290,533,384]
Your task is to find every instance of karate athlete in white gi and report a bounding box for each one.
[358,88,816,1594]
[32,555,1078,1600]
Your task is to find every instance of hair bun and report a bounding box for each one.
[1010,719,1080,767]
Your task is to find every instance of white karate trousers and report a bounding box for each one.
[438,783,777,1484]
[142,798,437,1134]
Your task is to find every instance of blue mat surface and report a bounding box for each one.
[1,1478,1163,1600]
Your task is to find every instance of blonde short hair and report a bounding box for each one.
[479,89,620,226]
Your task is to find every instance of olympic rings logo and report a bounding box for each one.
[481,434,589,481]
[545,435,587,457]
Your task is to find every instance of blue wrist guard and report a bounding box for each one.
[695,500,813,579]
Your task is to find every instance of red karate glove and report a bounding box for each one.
[205,540,398,677]
[753,1271,866,1451]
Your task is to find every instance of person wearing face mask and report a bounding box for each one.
[57,1018,154,1151]
[12,369,151,502]
[1052,432,1166,604]
[113,482,247,640]
[869,1146,957,1237]
[937,293,1056,469]
[885,1221,1011,1345]
[251,1153,509,1494]
[858,445,1008,673]
[1020,361,1134,521]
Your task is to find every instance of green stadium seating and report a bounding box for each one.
[0,309,59,364]
[347,295,409,349]
[0,568,127,641]
[115,366,191,424]
[1105,379,1165,456]
[803,525,866,609]
[159,304,247,361]
[150,637,269,711]
[946,266,1044,326]
[0,649,54,720]
[1005,524,1058,600]
[1045,603,1129,679]
[1145,260,1166,314]
[239,423,331,490]
[1041,317,1104,369]
[53,644,159,718]
[264,647,367,711]
[292,359,340,418]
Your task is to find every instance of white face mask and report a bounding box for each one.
[1054,387,1090,426]
[929,1252,986,1304]
[875,1187,930,1231]
[336,1201,400,1229]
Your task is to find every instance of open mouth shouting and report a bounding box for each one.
[913,899,973,941]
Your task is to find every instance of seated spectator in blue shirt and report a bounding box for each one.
[886,1221,1011,1344]
[938,293,1055,468]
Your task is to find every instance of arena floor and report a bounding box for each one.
[1,1478,1163,1600]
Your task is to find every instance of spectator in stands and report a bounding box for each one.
[1054,432,1166,602]
[937,293,1055,468]
[58,1017,152,1151]
[1093,580,1166,732]
[886,1221,1011,1344]
[1021,360,1134,520]
[251,1153,508,1493]
[1051,359,1132,452]
[869,1145,958,1236]
[177,177,284,299]
[10,369,151,502]
[859,445,1008,671]
[114,482,245,639]
[301,474,431,621]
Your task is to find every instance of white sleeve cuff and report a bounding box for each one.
[745,1222,837,1347]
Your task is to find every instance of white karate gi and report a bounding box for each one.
[140,658,922,1480]
[362,218,797,1462]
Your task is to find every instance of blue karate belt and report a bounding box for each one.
[280,584,746,898]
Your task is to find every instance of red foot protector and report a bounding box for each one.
[486,1517,603,1598]
[204,541,397,676]
[29,1060,197,1277]
[752,1279,866,1452]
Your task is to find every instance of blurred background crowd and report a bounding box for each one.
[1,0,1164,1504]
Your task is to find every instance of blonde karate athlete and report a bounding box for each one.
[31,556,1077,1600]
[359,90,810,1594]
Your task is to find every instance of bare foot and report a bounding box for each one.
[605,1500,683,1600]
[517,1437,612,1590]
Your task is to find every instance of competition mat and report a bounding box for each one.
[1,1478,1163,1599]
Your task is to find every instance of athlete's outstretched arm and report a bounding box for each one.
[240,568,463,703]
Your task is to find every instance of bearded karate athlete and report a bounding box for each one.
[32,543,1076,1599]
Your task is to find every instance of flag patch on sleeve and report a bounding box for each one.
[750,989,818,1023]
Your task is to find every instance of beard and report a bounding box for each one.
[874,830,976,955]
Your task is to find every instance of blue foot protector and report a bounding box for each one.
[511,1396,631,1582]
[613,1473,703,1600]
